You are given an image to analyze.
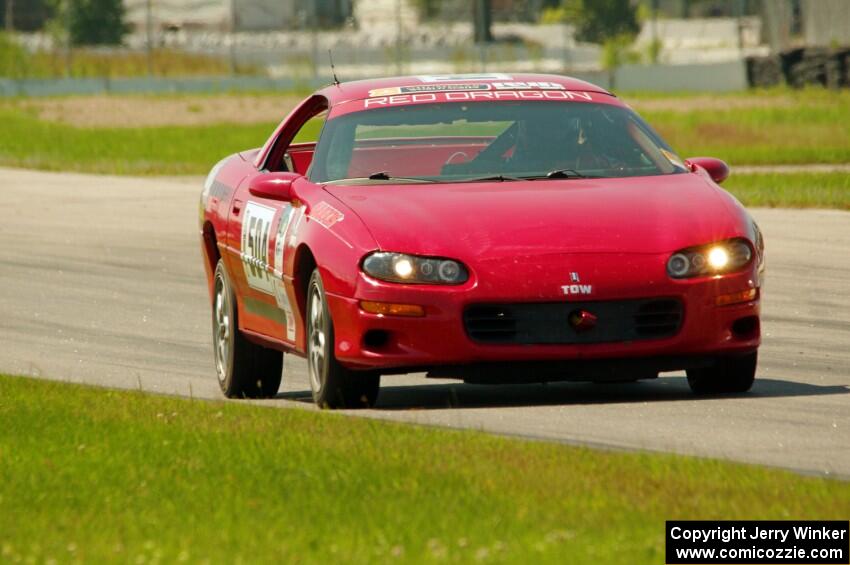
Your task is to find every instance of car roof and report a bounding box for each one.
[315,73,614,106]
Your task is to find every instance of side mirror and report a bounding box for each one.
[686,157,730,184]
[247,172,302,201]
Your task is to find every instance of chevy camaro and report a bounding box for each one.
[199,73,765,408]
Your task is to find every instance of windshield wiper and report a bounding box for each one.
[514,169,602,180]
[456,170,596,183]
[545,168,587,179]
[455,174,524,183]
[365,171,437,183]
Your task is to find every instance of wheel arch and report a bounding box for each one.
[293,243,318,332]
[201,220,221,300]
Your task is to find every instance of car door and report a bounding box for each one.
[228,96,328,346]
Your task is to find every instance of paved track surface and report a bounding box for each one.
[1,167,848,477]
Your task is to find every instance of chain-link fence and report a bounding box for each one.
[1,0,848,93]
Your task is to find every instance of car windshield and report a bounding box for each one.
[309,100,687,184]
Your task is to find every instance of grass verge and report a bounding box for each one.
[0,33,240,78]
[637,89,850,166]
[723,172,850,210]
[0,105,315,175]
[1,374,848,563]
[0,88,848,176]
[0,104,272,175]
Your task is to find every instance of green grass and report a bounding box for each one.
[636,89,850,165]
[1,375,848,563]
[0,107,273,175]
[0,106,317,175]
[0,87,848,177]
[723,172,850,210]
[0,33,239,78]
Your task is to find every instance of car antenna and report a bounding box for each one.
[328,50,340,86]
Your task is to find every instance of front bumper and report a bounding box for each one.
[327,256,761,376]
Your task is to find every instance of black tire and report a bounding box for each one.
[686,352,757,394]
[306,269,379,409]
[212,260,283,398]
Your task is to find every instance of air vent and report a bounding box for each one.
[464,306,517,342]
[634,299,683,337]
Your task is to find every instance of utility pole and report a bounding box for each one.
[651,0,659,64]
[473,0,492,43]
[4,0,13,32]
[145,0,153,76]
[395,0,403,75]
[561,15,569,73]
[62,0,72,78]
[735,0,744,56]
[229,0,238,75]
[311,5,318,81]
[473,0,492,72]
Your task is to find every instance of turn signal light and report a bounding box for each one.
[359,301,425,317]
[716,288,758,306]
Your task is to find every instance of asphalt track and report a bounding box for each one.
[1,167,848,477]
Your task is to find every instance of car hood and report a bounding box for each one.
[323,173,746,259]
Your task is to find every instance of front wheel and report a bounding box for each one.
[307,269,379,409]
[212,260,283,398]
[686,352,757,394]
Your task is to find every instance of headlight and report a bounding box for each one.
[666,238,753,279]
[362,252,469,285]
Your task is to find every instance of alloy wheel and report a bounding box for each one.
[307,288,327,393]
[213,277,231,383]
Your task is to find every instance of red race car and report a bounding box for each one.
[199,73,765,408]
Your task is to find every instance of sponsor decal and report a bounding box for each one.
[368,83,492,97]
[273,204,295,274]
[562,272,592,295]
[272,204,301,341]
[239,202,303,339]
[202,158,227,201]
[240,202,276,294]
[363,89,593,108]
[310,201,345,228]
[367,81,565,97]
[274,282,296,341]
[418,73,512,82]
[207,180,231,200]
[492,81,565,90]
[562,284,593,296]
[288,207,305,247]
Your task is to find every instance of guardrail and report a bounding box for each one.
[0,76,328,97]
[0,60,749,97]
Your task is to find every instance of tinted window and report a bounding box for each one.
[311,101,686,184]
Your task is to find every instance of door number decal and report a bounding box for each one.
[240,202,276,294]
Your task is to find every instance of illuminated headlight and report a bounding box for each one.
[707,247,729,269]
[362,252,469,285]
[666,238,753,279]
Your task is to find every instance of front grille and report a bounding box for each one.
[464,306,517,342]
[633,299,683,337]
[464,298,683,345]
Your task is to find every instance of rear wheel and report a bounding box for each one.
[307,269,379,409]
[212,260,283,398]
[686,352,757,394]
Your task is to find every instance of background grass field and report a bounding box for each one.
[1,374,848,564]
[722,172,850,210]
[1,87,847,209]
[633,88,850,166]
[0,33,238,78]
